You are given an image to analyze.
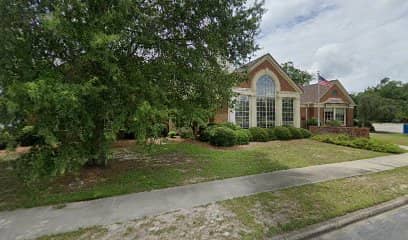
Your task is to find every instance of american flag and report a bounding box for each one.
[318,74,332,86]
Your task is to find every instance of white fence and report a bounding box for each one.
[372,123,404,133]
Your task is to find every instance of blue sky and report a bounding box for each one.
[253,0,408,92]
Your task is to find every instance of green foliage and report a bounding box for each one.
[274,127,292,140]
[199,124,217,142]
[307,118,318,126]
[209,127,237,147]
[248,127,269,142]
[267,128,277,141]
[14,145,88,186]
[167,131,177,138]
[0,0,264,183]
[299,128,312,138]
[131,102,167,142]
[281,62,312,85]
[312,134,404,154]
[325,120,342,127]
[286,127,303,139]
[353,79,408,124]
[218,122,241,131]
[235,129,252,145]
[179,127,194,139]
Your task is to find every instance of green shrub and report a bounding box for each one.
[235,129,252,145]
[312,134,405,153]
[286,127,303,139]
[307,118,318,126]
[199,124,217,142]
[209,127,237,147]
[325,120,342,127]
[167,131,177,138]
[267,128,277,141]
[248,127,269,142]
[299,128,312,138]
[274,126,292,140]
[178,127,194,139]
[218,122,241,130]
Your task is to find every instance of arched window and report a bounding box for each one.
[256,75,275,97]
[256,75,275,128]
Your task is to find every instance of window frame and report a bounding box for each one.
[255,75,276,128]
[234,95,250,129]
[282,98,294,126]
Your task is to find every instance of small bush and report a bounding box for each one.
[299,128,312,138]
[178,127,194,139]
[218,122,241,130]
[267,128,277,141]
[287,127,303,139]
[325,120,342,127]
[199,124,217,142]
[235,129,252,145]
[209,127,237,147]
[248,127,269,142]
[167,131,177,138]
[312,134,404,153]
[307,118,318,126]
[274,126,292,140]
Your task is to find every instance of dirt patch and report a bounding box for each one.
[69,203,250,240]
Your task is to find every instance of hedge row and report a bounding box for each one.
[312,134,405,154]
[199,123,312,147]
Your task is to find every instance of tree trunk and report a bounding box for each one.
[87,119,108,167]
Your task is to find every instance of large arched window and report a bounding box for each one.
[256,75,276,128]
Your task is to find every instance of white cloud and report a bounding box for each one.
[254,0,408,92]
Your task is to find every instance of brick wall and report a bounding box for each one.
[213,105,228,123]
[309,126,369,138]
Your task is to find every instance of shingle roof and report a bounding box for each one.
[300,80,337,103]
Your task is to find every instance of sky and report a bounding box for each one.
[252,0,408,93]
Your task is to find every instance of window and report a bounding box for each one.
[332,90,338,96]
[235,95,250,128]
[282,98,294,126]
[324,108,346,125]
[324,108,334,123]
[257,97,275,128]
[335,108,345,125]
[256,75,275,128]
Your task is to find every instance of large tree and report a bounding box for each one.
[281,61,312,85]
[0,0,264,182]
[354,78,408,126]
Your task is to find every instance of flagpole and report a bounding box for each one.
[317,71,321,127]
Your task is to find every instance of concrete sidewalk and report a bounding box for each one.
[1,153,408,240]
[399,145,408,150]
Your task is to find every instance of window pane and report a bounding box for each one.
[257,97,275,128]
[324,108,334,124]
[256,75,275,97]
[235,95,249,128]
[282,98,294,126]
[335,108,345,125]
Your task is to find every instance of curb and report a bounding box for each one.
[270,195,408,240]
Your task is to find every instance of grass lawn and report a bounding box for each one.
[0,139,387,211]
[37,166,408,240]
[371,132,408,146]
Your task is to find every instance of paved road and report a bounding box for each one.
[317,204,408,240]
[1,153,408,240]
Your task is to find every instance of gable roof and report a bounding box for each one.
[237,53,303,93]
[301,80,356,105]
